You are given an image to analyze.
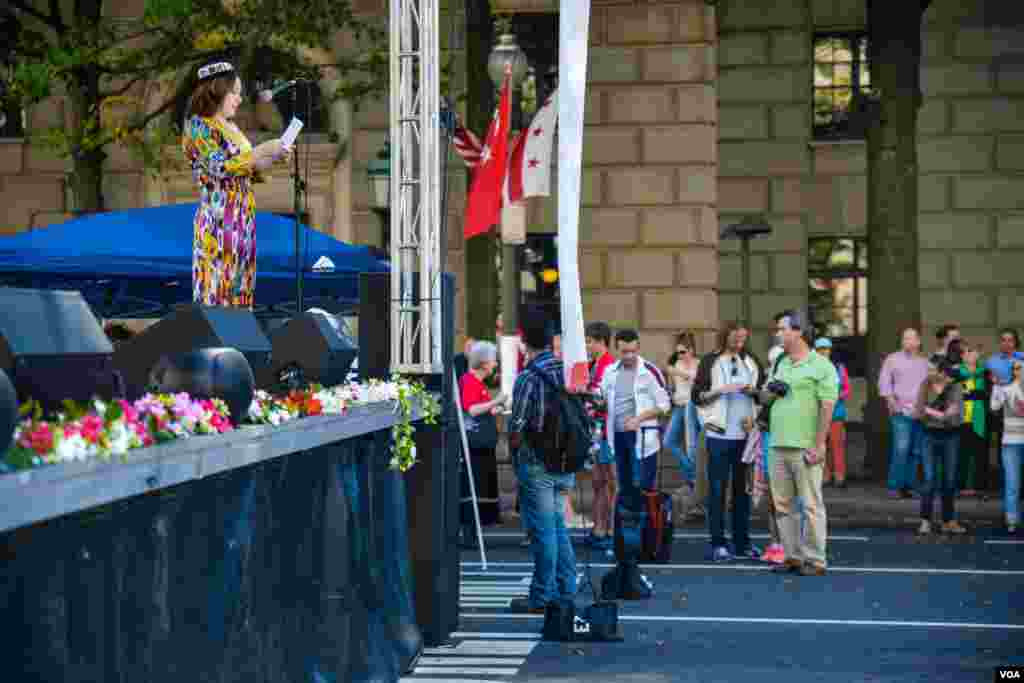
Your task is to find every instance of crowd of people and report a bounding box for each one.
[454,312,1024,612]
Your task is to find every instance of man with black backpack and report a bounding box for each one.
[508,313,593,614]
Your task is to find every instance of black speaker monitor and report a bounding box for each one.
[113,304,271,399]
[0,287,122,408]
[259,310,357,389]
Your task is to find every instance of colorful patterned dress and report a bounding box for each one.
[182,115,260,308]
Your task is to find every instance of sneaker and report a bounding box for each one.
[521,534,533,547]
[800,563,827,576]
[917,519,932,535]
[509,597,545,615]
[942,520,967,535]
[1008,523,1018,534]
[761,543,786,565]
[772,559,802,574]
[734,544,762,561]
[835,480,847,490]
[708,546,732,563]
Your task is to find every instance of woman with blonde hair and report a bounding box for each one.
[182,60,292,308]
[914,368,966,535]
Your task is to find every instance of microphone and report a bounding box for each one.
[257,80,299,102]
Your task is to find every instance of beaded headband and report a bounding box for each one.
[197,62,234,81]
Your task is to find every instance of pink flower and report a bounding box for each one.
[80,415,104,444]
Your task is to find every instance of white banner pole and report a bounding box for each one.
[558,0,592,393]
[452,368,487,571]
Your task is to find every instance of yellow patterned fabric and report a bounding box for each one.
[182,115,258,308]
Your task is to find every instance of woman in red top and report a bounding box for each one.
[459,341,508,533]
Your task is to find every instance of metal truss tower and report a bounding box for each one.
[389,0,442,375]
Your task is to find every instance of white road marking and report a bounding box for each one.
[401,680,515,683]
[985,540,1024,545]
[424,641,538,655]
[462,571,532,578]
[461,613,1024,630]
[450,632,540,639]
[461,561,1024,576]
[418,658,526,666]
[412,667,519,675]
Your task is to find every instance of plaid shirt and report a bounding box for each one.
[509,351,564,437]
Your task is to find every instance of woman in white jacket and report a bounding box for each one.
[691,322,765,562]
[991,359,1024,533]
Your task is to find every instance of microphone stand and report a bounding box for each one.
[291,82,304,315]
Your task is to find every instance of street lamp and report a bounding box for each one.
[367,138,391,254]
[488,30,528,334]
[720,215,772,329]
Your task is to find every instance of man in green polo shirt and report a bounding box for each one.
[763,309,838,576]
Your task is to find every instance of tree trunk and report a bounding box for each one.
[463,0,499,341]
[864,0,928,482]
[68,0,105,212]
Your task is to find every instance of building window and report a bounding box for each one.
[809,236,868,376]
[813,33,870,140]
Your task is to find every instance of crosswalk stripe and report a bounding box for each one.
[412,667,519,676]
[401,679,514,683]
[418,657,526,666]
[450,632,540,639]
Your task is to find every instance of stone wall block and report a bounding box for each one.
[677,248,719,286]
[584,291,641,329]
[720,141,809,176]
[643,125,716,164]
[772,252,807,292]
[918,100,948,135]
[719,33,768,66]
[919,174,949,212]
[749,216,805,252]
[584,126,641,165]
[0,141,25,175]
[953,99,1024,133]
[718,67,807,103]
[606,86,675,123]
[641,206,703,245]
[719,177,769,213]
[643,45,710,83]
[770,31,809,65]
[954,177,1024,210]
[998,290,1024,326]
[0,176,65,231]
[953,252,1024,288]
[719,0,806,30]
[922,64,992,97]
[812,143,866,174]
[718,253,770,292]
[581,207,641,246]
[605,4,675,45]
[922,291,992,327]
[918,213,992,249]
[750,293,805,326]
[771,177,805,214]
[771,104,809,139]
[996,135,1024,172]
[606,167,674,205]
[997,214,1024,248]
[609,251,676,287]
[918,136,993,173]
[581,250,604,288]
[678,167,717,204]
[677,84,717,123]
[836,175,867,229]
[918,251,950,289]
[719,105,768,140]
[643,289,718,329]
[955,27,1024,60]
[997,62,1024,94]
[588,47,642,83]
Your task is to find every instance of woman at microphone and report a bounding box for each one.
[182,61,292,308]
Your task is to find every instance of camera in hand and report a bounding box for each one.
[765,379,790,398]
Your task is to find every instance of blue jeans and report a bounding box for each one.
[706,436,751,551]
[921,429,959,522]
[614,430,659,496]
[888,415,924,491]
[516,454,577,607]
[1002,443,1024,525]
[665,403,700,483]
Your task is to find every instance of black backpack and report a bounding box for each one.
[525,365,594,475]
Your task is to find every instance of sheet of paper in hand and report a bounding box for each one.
[281,117,304,147]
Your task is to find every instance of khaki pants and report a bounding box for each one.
[771,447,827,567]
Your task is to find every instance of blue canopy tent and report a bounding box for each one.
[0,204,388,319]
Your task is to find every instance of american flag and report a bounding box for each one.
[452,118,484,168]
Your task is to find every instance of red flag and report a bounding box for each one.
[463,73,511,240]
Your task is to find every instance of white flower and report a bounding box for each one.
[55,434,92,462]
[93,399,108,417]
[107,422,132,455]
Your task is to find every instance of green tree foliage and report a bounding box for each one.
[3,0,387,211]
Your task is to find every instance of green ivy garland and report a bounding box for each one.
[389,377,441,473]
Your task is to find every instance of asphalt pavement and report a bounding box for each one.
[402,524,1024,683]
